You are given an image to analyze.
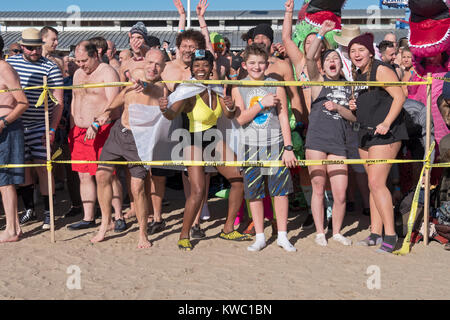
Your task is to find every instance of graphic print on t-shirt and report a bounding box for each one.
[248,87,273,128]
[324,85,353,120]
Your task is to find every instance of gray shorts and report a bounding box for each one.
[99,120,148,180]
[0,120,25,187]
[243,144,293,200]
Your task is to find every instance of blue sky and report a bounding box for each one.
[0,0,383,11]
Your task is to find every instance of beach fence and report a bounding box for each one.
[1,74,448,255]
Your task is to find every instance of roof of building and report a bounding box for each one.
[0,9,406,21]
[1,29,409,52]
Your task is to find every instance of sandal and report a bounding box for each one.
[219,230,252,241]
[178,238,193,251]
[243,220,255,236]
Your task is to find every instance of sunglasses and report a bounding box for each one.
[11,49,23,54]
[195,49,206,59]
[23,45,42,51]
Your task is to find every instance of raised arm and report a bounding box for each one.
[174,0,186,32]
[197,0,214,53]
[282,0,304,78]
[306,20,335,82]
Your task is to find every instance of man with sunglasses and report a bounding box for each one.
[7,43,22,58]
[6,28,64,230]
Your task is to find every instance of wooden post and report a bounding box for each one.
[43,76,56,243]
[423,73,433,246]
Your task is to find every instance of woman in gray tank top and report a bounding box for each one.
[305,21,357,247]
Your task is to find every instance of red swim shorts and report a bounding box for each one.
[68,123,114,175]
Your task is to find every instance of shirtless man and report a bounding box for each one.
[67,41,124,232]
[106,40,121,72]
[40,26,64,71]
[119,49,133,64]
[0,37,29,243]
[93,49,167,248]
[119,22,150,82]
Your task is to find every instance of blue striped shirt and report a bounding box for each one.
[7,54,64,129]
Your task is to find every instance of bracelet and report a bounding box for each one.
[394,186,401,191]
[49,128,56,133]
[296,121,304,128]
[258,100,264,110]
[229,74,239,78]
[179,29,185,33]
[226,105,236,113]
[316,34,324,40]
[92,122,100,129]
[161,108,168,114]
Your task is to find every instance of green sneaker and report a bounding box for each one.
[219,230,252,241]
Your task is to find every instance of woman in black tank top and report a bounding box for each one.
[304,21,356,247]
[348,33,407,253]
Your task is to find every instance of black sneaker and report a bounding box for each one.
[67,220,96,230]
[148,220,165,235]
[64,206,82,218]
[114,219,127,233]
[302,214,314,229]
[42,211,51,230]
[19,209,36,225]
[191,224,206,239]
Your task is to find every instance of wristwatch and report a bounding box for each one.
[0,116,9,128]
[284,145,294,151]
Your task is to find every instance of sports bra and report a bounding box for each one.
[187,94,223,133]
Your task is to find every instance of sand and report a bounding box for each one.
[1,187,449,300]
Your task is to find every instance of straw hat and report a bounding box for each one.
[18,28,45,46]
[334,25,361,47]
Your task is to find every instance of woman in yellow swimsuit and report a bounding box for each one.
[159,50,249,250]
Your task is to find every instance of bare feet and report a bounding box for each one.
[137,237,152,249]
[124,208,136,219]
[90,222,114,243]
[0,230,20,243]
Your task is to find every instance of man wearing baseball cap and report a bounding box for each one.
[7,28,64,230]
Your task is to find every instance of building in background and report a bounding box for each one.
[0,8,408,54]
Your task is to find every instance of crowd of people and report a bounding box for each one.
[1,0,450,252]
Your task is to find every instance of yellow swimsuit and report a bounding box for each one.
[187,94,223,133]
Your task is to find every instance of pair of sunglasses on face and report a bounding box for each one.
[23,45,42,52]
[11,49,23,54]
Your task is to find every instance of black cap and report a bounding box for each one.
[147,35,161,48]
[253,24,274,43]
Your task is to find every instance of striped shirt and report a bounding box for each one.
[7,54,64,129]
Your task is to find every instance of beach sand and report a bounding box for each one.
[1,186,449,300]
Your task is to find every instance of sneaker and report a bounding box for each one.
[332,233,352,246]
[114,219,127,233]
[243,220,255,236]
[64,206,82,218]
[19,209,36,225]
[42,211,51,230]
[302,214,314,229]
[315,233,327,246]
[191,224,206,239]
[67,220,96,230]
[148,220,165,235]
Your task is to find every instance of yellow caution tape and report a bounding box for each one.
[35,86,59,107]
[0,157,425,170]
[161,79,430,87]
[394,141,435,256]
[0,78,433,96]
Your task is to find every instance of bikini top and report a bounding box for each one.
[187,93,223,133]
